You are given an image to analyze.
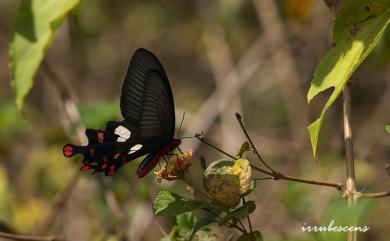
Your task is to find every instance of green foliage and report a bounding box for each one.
[9,0,80,112]
[307,0,390,157]
[230,201,256,220]
[237,231,264,241]
[176,212,197,230]
[78,100,119,129]
[221,201,256,224]
[385,125,390,133]
[0,101,29,138]
[153,190,206,216]
[280,182,313,216]
[161,212,216,241]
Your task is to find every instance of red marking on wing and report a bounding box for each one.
[107,165,116,176]
[80,165,91,171]
[63,145,73,157]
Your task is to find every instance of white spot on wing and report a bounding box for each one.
[115,125,131,142]
[128,144,143,154]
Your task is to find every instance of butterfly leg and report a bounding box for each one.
[177,147,184,154]
[162,156,169,170]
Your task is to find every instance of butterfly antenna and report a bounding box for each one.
[177,112,186,138]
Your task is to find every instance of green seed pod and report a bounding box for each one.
[203,158,252,208]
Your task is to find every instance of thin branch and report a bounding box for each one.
[253,177,274,181]
[358,190,390,199]
[236,219,248,234]
[196,134,236,160]
[235,113,276,174]
[0,232,64,241]
[275,173,344,191]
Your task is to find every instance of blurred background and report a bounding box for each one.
[0,0,389,240]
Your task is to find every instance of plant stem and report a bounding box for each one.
[343,83,357,241]
[202,208,248,234]
[237,219,249,234]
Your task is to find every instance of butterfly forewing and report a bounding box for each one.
[120,48,174,126]
[138,70,175,142]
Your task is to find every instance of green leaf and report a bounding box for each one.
[176,212,197,230]
[385,125,390,133]
[236,142,250,158]
[237,231,263,241]
[307,0,390,157]
[153,191,206,216]
[9,0,80,112]
[229,201,256,220]
[243,180,256,196]
[189,213,215,241]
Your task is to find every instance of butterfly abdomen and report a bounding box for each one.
[136,139,181,178]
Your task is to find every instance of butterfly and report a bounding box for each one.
[63,48,181,177]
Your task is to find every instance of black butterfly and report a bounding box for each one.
[63,48,181,177]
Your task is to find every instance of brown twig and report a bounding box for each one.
[195,134,236,160]
[0,232,64,241]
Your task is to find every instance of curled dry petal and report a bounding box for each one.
[155,149,193,182]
